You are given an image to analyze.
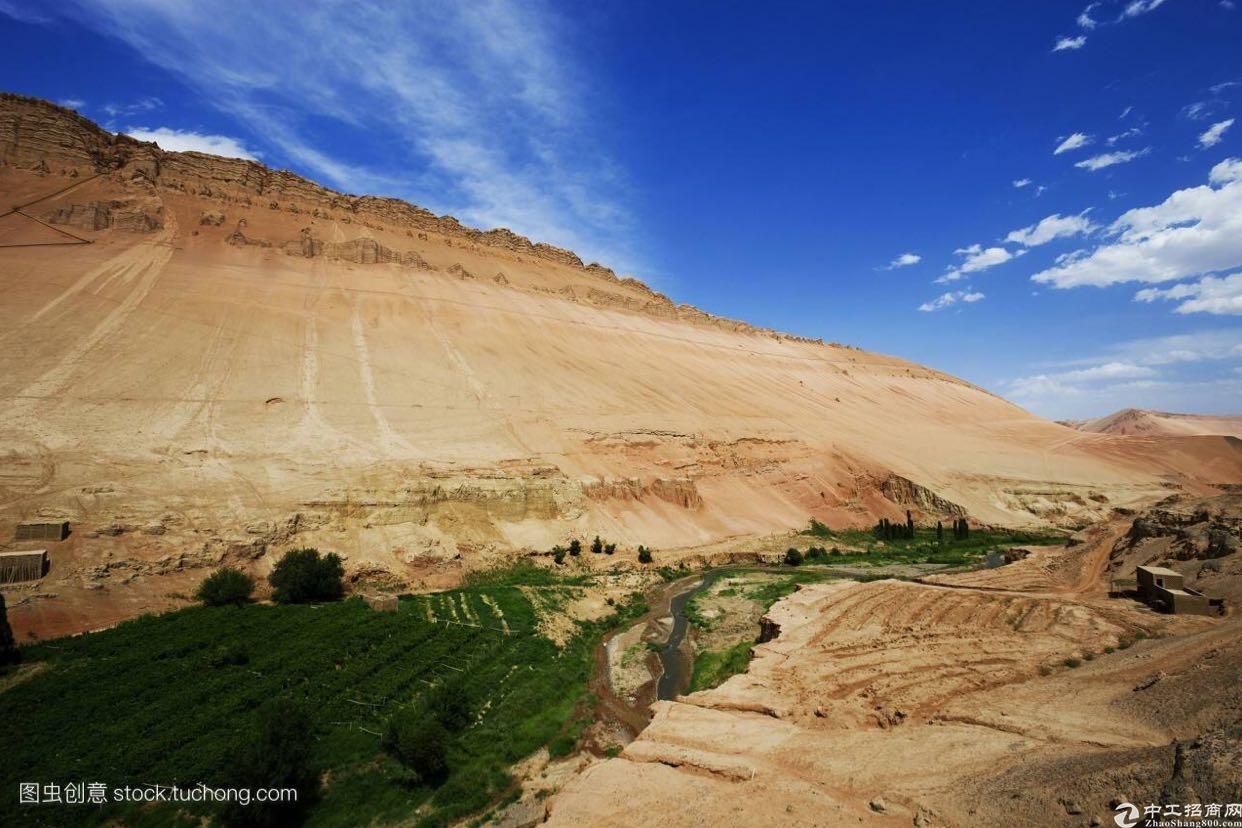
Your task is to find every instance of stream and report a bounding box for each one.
[655,572,721,700]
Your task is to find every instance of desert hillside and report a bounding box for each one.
[1,93,1240,634]
[1062,408,1242,439]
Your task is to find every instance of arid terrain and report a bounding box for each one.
[2,92,1242,827]
[2,94,1239,641]
[545,495,1242,826]
[1062,408,1242,439]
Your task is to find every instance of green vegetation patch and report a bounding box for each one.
[0,568,643,828]
[689,641,754,692]
[799,520,1065,568]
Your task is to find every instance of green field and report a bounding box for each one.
[0,565,642,827]
[800,520,1066,567]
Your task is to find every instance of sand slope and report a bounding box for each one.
[1064,408,1242,439]
[1,93,1240,634]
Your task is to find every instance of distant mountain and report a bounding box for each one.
[1061,408,1242,438]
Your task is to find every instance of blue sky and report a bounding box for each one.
[2,0,1241,419]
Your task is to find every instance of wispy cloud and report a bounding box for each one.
[102,97,163,118]
[1182,100,1227,121]
[1077,3,1100,28]
[1052,35,1088,51]
[1074,148,1151,170]
[1119,0,1171,19]
[1005,212,1096,247]
[1136,272,1242,315]
[40,0,641,272]
[57,97,86,110]
[1107,127,1142,145]
[937,244,1022,283]
[1013,178,1032,188]
[1199,118,1235,149]
[126,127,259,160]
[1054,132,1093,155]
[1032,157,1242,289]
[885,252,921,269]
[918,290,984,312]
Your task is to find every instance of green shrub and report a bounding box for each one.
[1103,645,1115,654]
[268,548,344,604]
[552,546,566,565]
[196,567,255,607]
[222,699,318,827]
[1064,657,1082,669]
[0,593,18,667]
[208,643,250,668]
[568,539,581,556]
[637,546,653,564]
[427,683,472,732]
[1037,664,1052,676]
[783,548,803,567]
[383,711,450,784]
[590,536,604,555]
[1117,638,1133,650]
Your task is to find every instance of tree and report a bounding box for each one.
[427,681,472,732]
[0,593,19,667]
[221,699,318,827]
[552,546,566,565]
[268,548,344,604]
[383,711,450,784]
[568,539,582,556]
[604,543,616,555]
[590,536,604,554]
[906,510,914,539]
[784,548,803,567]
[197,567,255,606]
[936,520,944,544]
[637,546,653,564]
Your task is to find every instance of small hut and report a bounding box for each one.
[0,549,48,583]
[15,521,70,542]
[364,594,399,613]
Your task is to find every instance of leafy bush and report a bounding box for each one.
[1064,657,1082,668]
[197,567,255,607]
[805,518,832,538]
[552,546,566,565]
[604,543,616,555]
[590,536,603,555]
[637,546,653,564]
[427,682,472,732]
[268,548,344,604]
[0,593,18,666]
[383,711,450,784]
[222,699,318,827]
[208,643,250,668]
[783,548,804,567]
[568,539,581,556]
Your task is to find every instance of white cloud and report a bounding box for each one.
[1120,106,1134,119]
[1074,147,1151,170]
[1135,272,1242,315]
[1054,132,1093,154]
[1032,157,1242,289]
[1007,329,1242,417]
[1120,0,1170,18]
[1077,3,1100,28]
[918,290,984,312]
[102,97,162,118]
[1107,127,1142,145]
[1013,178,1032,188]
[1005,212,1096,247]
[57,98,85,110]
[1199,118,1235,149]
[886,252,921,269]
[1182,100,1226,121]
[42,0,641,272]
[938,244,1023,283]
[1053,35,1088,51]
[125,127,259,160]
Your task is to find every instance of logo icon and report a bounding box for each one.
[1114,802,1140,828]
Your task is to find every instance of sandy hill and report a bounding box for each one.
[1063,408,1242,439]
[1,92,1239,634]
